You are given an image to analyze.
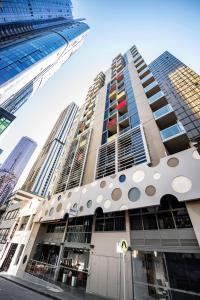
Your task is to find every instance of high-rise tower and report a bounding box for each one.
[1,46,200,300]
[22,102,78,197]
[149,51,200,143]
[0,0,89,135]
[0,136,37,204]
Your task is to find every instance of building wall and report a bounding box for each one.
[22,102,78,197]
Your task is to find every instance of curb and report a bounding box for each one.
[0,275,62,300]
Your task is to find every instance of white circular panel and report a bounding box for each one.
[171,176,192,193]
[153,172,161,180]
[104,200,111,209]
[96,195,103,203]
[132,170,145,183]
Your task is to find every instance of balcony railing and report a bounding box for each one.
[160,122,186,142]
[138,66,150,78]
[153,104,174,120]
[144,80,159,94]
[141,72,154,85]
[148,91,165,105]
[119,126,131,135]
[136,61,146,72]
[107,134,117,143]
[109,109,117,117]
[110,99,117,107]
[119,112,129,122]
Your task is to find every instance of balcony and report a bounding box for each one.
[135,58,144,68]
[153,104,177,129]
[136,61,147,73]
[110,99,117,108]
[109,109,117,117]
[117,90,126,101]
[138,66,150,79]
[119,112,129,123]
[160,122,189,154]
[148,91,168,111]
[107,134,117,143]
[117,73,124,82]
[119,126,131,135]
[141,72,155,88]
[144,80,160,97]
[109,90,116,100]
[133,54,142,64]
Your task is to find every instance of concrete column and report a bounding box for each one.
[186,200,200,246]
[54,220,68,281]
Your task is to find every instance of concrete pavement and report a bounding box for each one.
[0,274,108,300]
[0,277,51,300]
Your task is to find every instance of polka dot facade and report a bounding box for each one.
[167,157,179,167]
[56,203,62,212]
[132,170,145,183]
[39,148,198,221]
[100,181,106,188]
[111,188,122,201]
[145,185,156,196]
[128,187,141,202]
[171,176,192,193]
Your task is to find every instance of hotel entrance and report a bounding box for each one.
[58,247,90,288]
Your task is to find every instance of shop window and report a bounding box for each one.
[165,252,200,294]
[173,209,192,229]
[95,211,125,231]
[157,212,175,229]
[130,215,143,230]
[47,223,65,233]
[143,214,158,230]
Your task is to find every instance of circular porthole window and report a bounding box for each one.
[119,174,126,183]
[87,200,92,208]
[128,187,141,202]
[49,208,54,216]
[111,188,122,201]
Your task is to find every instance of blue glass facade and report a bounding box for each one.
[0,0,73,24]
[149,51,200,142]
[0,136,37,204]
[0,1,89,134]
[0,32,65,85]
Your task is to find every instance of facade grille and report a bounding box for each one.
[96,126,149,179]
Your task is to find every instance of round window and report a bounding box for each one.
[128,187,141,202]
[87,200,92,208]
[119,174,126,183]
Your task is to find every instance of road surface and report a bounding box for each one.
[0,277,51,300]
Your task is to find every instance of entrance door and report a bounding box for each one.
[1,243,18,272]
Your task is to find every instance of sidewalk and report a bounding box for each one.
[0,274,108,300]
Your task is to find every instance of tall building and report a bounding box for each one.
[0,0,89,134]
[22,102,78,197]
[0,137,37,204]
[1,46,200,300]
[149,51,200,143]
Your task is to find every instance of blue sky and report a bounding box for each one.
[0,0,200,188]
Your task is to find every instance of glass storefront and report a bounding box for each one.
[58,248,89,288]
[132,250,200,299]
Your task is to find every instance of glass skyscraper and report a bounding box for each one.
[0,136,37,204]
[0,0,89,134]
[149,51,200,142]
[22,102,78,197]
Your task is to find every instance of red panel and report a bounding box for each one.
[117,73,123,81]
[107,118,117,128]
[117,99,126,110]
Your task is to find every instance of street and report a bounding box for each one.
[0,277,50,300]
